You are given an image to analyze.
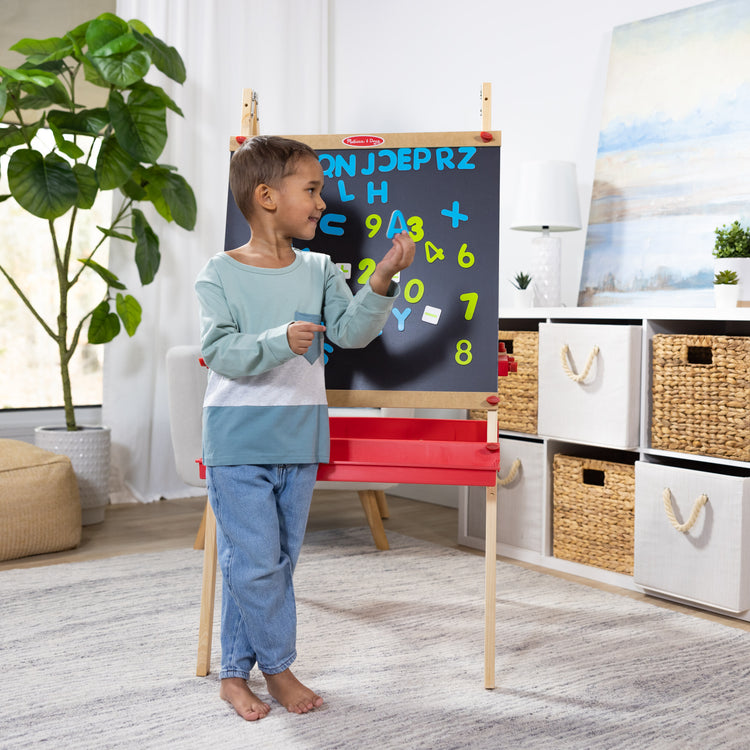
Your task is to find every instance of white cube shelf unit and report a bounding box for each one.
[458,306,750,621]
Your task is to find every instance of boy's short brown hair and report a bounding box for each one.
[229,135,319,222]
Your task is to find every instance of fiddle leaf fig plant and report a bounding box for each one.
[0,13,196,430]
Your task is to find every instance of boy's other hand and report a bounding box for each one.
[369,231,416,295]
[287,321,326,355]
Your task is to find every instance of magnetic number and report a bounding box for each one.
[459,292,478,320]
[357,257,376,284]
[407,216,425,242]
[365,214,382,238]
[425,241,445,264]
[455,339,473,365]
[404,278,424,303]
[458,243,475,268]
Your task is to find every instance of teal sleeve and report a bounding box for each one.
[322,259,400,349]
[195,268,294,378]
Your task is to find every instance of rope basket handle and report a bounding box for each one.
[497,458,521,486]
[662,488,708,533]
[560,344,600,383]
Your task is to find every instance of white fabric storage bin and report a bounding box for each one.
[461,437,544,553]
[537,323,641,448]
[634,460,750,613]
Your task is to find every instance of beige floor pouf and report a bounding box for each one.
[0,439,82,561]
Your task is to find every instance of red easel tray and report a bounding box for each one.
[317,417,499,486]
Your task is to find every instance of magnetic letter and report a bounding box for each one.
[367,181,389,205]
[391,307,411,332]
[319,213,346,236]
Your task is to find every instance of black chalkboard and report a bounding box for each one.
[224,132,501,401]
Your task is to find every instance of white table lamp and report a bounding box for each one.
[511,160,581,307]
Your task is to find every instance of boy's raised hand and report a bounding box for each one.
[369,231,416,296]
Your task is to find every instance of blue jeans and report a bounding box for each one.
[206,463,318,679]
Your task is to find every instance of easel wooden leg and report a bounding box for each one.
[357,490,390,550]
[484,482,497,689]
[196,500,218,677]
[374,490,389,519]
[193,502,207,550]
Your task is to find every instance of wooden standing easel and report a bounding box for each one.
[196,85,502,689]
[194,88,261,679]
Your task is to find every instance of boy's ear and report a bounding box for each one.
[254,183,277,211]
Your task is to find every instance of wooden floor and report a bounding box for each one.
[0,490,461,572]
[3,490,749,633]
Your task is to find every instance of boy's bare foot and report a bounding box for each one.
[220,677,271,721]
[263,668,324,714]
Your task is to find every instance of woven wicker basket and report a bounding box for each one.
[651,334,750,462]
[552,454,635,575]
[470,330,538,433]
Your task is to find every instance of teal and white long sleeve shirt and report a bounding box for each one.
[195,249,398,467]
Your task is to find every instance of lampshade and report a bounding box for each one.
[511,160,581,232]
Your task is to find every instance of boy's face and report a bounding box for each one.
[274,156,326,241]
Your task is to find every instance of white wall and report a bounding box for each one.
[323,0,698,308]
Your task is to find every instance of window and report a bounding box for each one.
[0,129,112,409]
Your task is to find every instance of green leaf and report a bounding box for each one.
[64,22,90,57]
[109,87,167,162]
[16,78,73,110]
[88,300,121,343]
[47,108,110,136]
[81,55,109,88]
[119,176,148,202]
[0,83,7,116]
[116,292,142,336]
[10,36,75,64]
[85,16,130,54]
[78,258,126,289]
[157,170,197,230]
[139,165,172,222]
[0,65,58,88]
[49,121,85,159]
[8,149,78,219]
[72,163,98,209]
[133,81,183,117]
[89,32,140,58]
[0,122,40,149]
[132,30,186,83]
[96,225,134,242]
[96,134,138,189]
[127,19,154,36]
[132,208,160,284]
[89,49,150,88]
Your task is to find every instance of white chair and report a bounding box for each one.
[165,344,406,675]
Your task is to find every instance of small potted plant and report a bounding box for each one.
[713,268,740,309]
[713,220,750,303]
[510,271,534,308]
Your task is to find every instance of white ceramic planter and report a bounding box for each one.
[511,287,535,308]
[714,257,750,303]
[35,425,111,525]
[713,283,740,309]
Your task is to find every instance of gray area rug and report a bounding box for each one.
[1,527,749,749]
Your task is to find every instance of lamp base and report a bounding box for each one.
[529,235,561,307]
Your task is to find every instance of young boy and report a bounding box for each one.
[195,135,415,721]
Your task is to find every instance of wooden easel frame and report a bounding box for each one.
[198,86,501,689]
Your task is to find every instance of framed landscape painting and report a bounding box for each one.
[579,0,750,307]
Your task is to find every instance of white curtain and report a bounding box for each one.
[105,0,330,501]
